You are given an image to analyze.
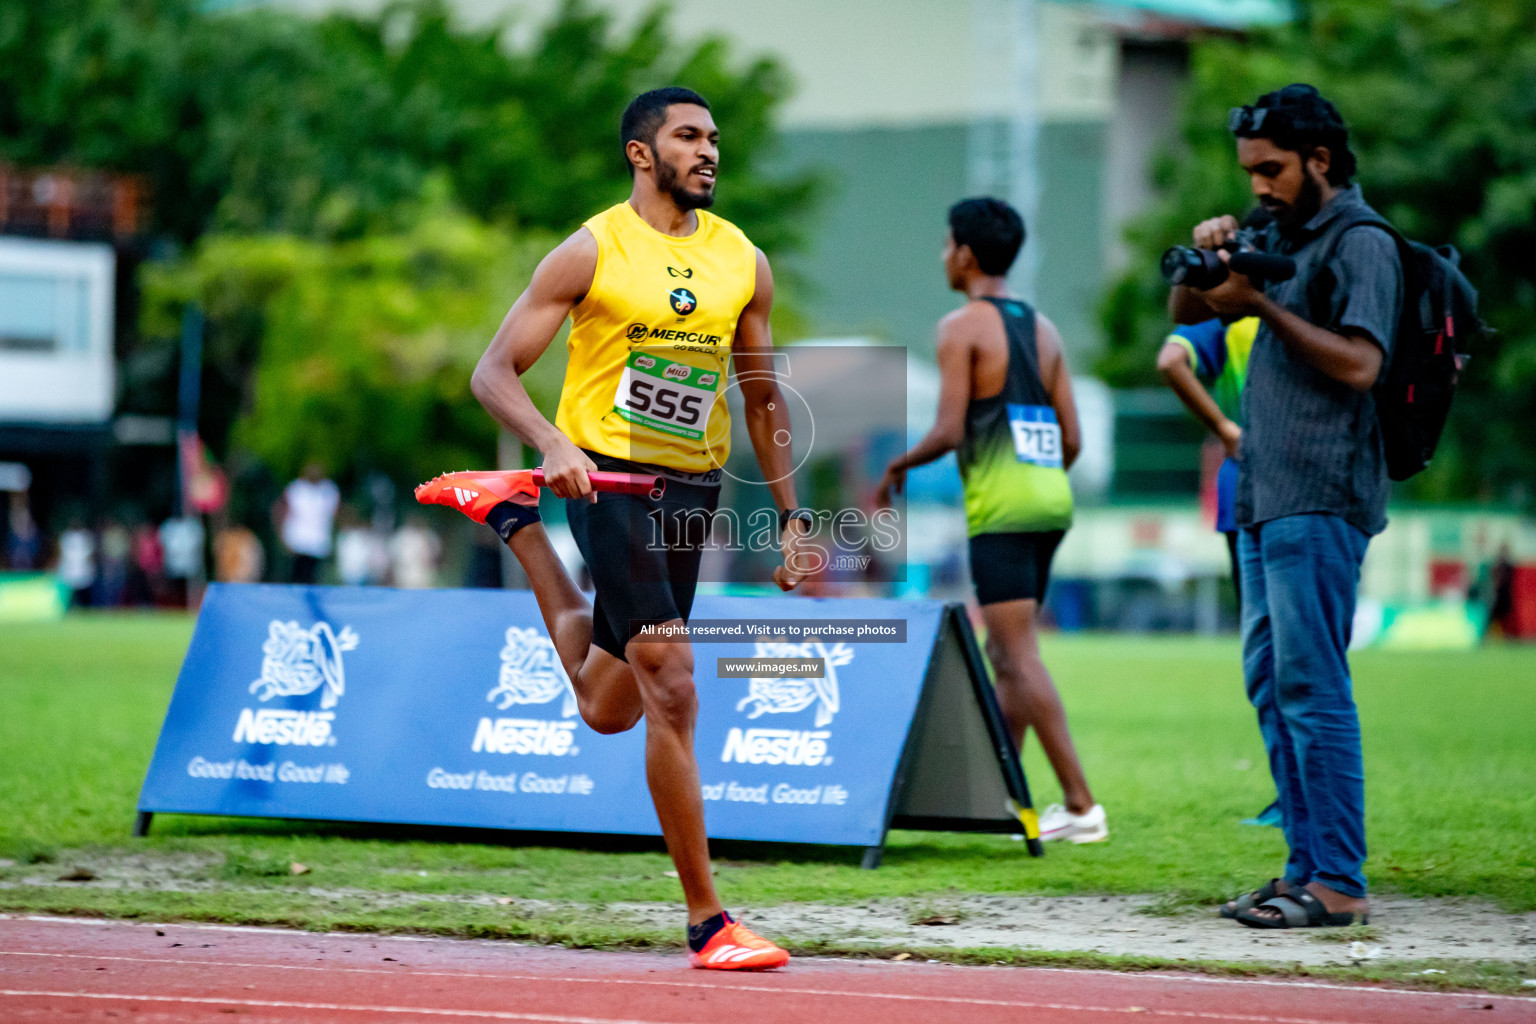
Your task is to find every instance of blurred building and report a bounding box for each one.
[0,165,150,531]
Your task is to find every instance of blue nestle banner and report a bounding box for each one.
[137,585,950,848]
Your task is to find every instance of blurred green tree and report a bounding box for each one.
[0,0,817,249]
[141,182,560,486]
[2,0,817,491]
[1099,0,1536,503]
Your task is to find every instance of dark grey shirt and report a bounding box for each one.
[1235,186,1404,536]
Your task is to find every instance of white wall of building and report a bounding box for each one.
[1104,42,1187,270]
[0,237,116,424]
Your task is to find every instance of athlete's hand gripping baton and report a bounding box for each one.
[532,469,666,500]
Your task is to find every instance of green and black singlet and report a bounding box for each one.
[957,297,1074,537]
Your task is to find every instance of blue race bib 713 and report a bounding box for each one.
[1007,405,1063,468]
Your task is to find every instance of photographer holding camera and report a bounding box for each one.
[1171,84,1400,930]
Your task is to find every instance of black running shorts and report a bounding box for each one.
[566,451,720,661]
[968,530,1066,606]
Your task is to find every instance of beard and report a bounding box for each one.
[1266,173,1323,233]
[654,153,716,211]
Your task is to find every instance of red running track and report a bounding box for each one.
[2,915,1532,1024]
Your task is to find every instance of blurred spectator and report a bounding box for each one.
[367,472,397,535]
[336,505,388,587]
[58,521,96,607]
[1157,314,1257,592]
[161,516,206,606]
[1485,545,1515,640]
[94,519,131,607]
[389,516,440,589]
[6,492,42,570]
[214,523,265,584]
[1155,314,1281,828]
[273,463,339,584]
[127,522,167,606]
[464,528,504,588]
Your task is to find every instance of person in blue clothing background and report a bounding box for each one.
[1159,315,1255,592]
[1158,313,1281,829]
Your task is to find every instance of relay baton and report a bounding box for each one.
[531,468,666,500]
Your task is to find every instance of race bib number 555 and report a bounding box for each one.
[613,352,721,441]
[1007,404,1063,468]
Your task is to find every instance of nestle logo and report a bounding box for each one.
[232,708,336,747]
[471,717,578,756]
[250,620,357,711]
[720,727,830,766]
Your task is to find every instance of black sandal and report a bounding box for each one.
[1236,889,1368,929]
[1219,878,1283,919]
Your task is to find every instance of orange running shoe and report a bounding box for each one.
[414,469,539,525]
[688,915,790,971]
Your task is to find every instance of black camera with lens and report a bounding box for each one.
[1161,227,1297,290]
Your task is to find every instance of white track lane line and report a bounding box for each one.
[0,986,1430,1024]
[0,958,1482,1024]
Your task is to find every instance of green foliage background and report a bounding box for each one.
[1099,0,1536,503]
[0,0,816,248]
[0,0,818,490]
[139,186,557,484]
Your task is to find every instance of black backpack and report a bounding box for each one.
[1321,212,1487,481]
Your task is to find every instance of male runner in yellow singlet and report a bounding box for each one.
[417,88,812,970]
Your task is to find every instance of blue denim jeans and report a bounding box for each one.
[1239,513,1370,898]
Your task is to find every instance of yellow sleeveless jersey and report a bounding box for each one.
[555,202,757,473]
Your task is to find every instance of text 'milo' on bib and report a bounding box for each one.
[1006,404,1063,469]
[613,350,722,441]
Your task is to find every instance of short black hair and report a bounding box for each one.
[621,87,711,176]
[947,197,1025,276]
[1232,83,1357,185]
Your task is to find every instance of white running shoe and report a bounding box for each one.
[1037,803,1108,843]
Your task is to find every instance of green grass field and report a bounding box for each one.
[1,614,1533,933]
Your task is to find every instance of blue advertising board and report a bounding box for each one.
[137,584,1035,858]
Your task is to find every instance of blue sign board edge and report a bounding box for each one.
[132,585,960,865]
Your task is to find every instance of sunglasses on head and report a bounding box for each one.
[1228,105,1276,134]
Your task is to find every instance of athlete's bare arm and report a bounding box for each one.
[733,248,808,592]
[1157,340,1242,458]
[875,308,977,504]
[1036,313,1082,470]
[470,230,600,501]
